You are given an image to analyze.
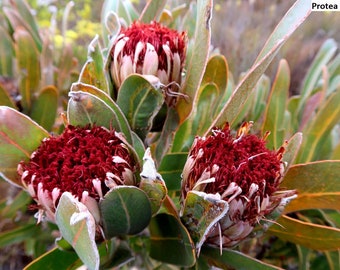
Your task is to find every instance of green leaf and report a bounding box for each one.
[0,106,49,186]
[56,43,74,92]
[149,213,196,267]
[172,83,219,152]
[13,27,40,111]
[206,0,310,131]
[139,0,167,22]
[0,83,16,109]
[282,161,340,212]
[296,88,340,163]
[0,26,15,76]
[262,59,290,149]
[176,0,212,122]
[0,224,39,248]
[11,0,42,50]
[298,39,338,116]
[102,240,134,269]
[158,152,188,191]
[30,86,58,131]
[282,132,303,169]
[139,148,167,215]
[69,82,133,144]
[201,246,283,270]
[325,250,340,270]
[153,107,180,163]
[181,191,229,254]
[269,215,340,251]
[201,55,228,101]
[79,35,110,95]
[24,247,81,270]
[116,74,164,140]
[100,186,152,238]
[1,190,31,218]
[55,192,99,270]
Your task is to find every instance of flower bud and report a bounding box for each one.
[109,21,187,105]
[180,122,296,249]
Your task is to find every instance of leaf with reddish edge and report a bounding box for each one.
[176,0,212,123]
[0,84,16,109]
[296,87,340,163]
[14,27,40,112]
[205,0,311,132]
[281,161,340,213]
[262,59,290,150]
[30,86,58,131]
[139,0,167,23]
[55,192,99,270]
[282,132,303,170]
[0,106,49,187]
[79,35,111,95]
[269,215,340,251]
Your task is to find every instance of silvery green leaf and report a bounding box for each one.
[56,192,99,270]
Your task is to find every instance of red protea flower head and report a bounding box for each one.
[110,21,187,105]
[180,122,296,248]
[18,125,138,223]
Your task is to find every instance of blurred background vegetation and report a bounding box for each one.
[20,0,340,92]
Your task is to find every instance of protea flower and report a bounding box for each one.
[180,122,296,249]
[17,125,138,223]
[109,21,187,105]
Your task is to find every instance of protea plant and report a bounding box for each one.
[180,122,296,251]
[0,0,339,270]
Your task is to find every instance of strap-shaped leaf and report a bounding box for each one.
[0,106,49,187]
[282,161,340,212]
[296,87,340,163]
[30,86,58,131]
[158,152,188,191]
[149,212,196,267]
[0,26,15,76]
[13,27,40,111]
[269,215,340,251]
[262,59,290,149]
[201,246,283,270]
[56,192,99,270]
[206,0,311,132]
[139,0,167,22]
[24,247,81,270]
[0,83,16,109]
[176,0,212,122]
[79,35,111,95]
[172,83,219,152]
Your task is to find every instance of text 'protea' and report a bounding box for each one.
[180,122,296,251]
[109,21,187,105]
[17,125,138,223]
